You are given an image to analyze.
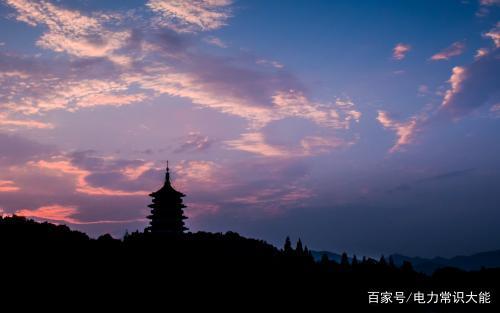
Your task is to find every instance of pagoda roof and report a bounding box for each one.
[150,166,185,197]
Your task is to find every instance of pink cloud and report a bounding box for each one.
[0,180,20,192]
[0,112,53,130]
[430,41,465,61]
[225,132,288,157]
[204,36,227,48]
[174,160,219,185]
[16,204,80,224]
[31,157,149,196]
[393,43,411,60]
[475,48,489,59]
[5,0,131,64]
[440,48,500,117]
[377,111,421,153]
[147,0,233,32]
[225,131,353,157]
[174,132,213,153]
[484,22,500,48]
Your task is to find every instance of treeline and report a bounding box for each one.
[0,215,498,312]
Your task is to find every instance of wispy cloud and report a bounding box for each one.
[477,0,500,17]
[204,35,227,48]
[392,43,411,60]
[430,41,465,61]
[484,22,500,48]
[377,111,421,153]
[147,0,233,32]
[0,112,53,130]
[6,0,131,65]
[225,132,351,157]
[490,103,500,117]
[225,132,288,157]
[174,132,213,153]
[2,0,361,137]
[0,180,20,192]
[15,204,144,225]
[256,59,284,69]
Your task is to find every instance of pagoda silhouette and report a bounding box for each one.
[146,162,188,235]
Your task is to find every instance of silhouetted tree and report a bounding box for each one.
[352,254,358,266]
[340,252,349,267]
[284,236,293,255]
[304,245,312,259]
[296,238,304,255]
[146,163,187,235]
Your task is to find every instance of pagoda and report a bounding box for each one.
[146,162,188,235]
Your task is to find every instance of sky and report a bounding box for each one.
[0,0,499,258]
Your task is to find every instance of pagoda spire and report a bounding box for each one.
[165,160,170,184]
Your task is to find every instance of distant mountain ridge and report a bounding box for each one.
[391,250,500,274]
[312,249,500,274]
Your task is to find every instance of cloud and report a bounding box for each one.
[123,62,360,129]
[225,132,289,157]
[0,132,56,166]
[475,48,490,59]
[418,85,430,96]
[256,59,284,69]
[5,0,131,65]
[174,160,219,185]
[387,168,475,193]
[2,1,361,135]
[185,202,220,218]
[174,132,213,153]
[377,111,421,153]
[0,52,143,115]
[393,43,411,60]
[430,41,465,61]
[15,204,81,224]
[30,156,150,196]
[204,36,227,48]
[147,0,232,32]
[417,168,476,183]
[440,48,500,116]
[0,112,53,130]
[15,204,144,225]
[227,184,315,215]
[225,132,351,157]
[0,180,20,192]
[484,22,500,48]
[477,0,500,17]
[491,103,500,117]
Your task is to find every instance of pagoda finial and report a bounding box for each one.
[165,160,170,183]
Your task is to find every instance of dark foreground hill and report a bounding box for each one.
[0,215,498,312]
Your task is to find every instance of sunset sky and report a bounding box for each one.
[0,0,499,258]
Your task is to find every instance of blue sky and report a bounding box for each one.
[0,0,499,258]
